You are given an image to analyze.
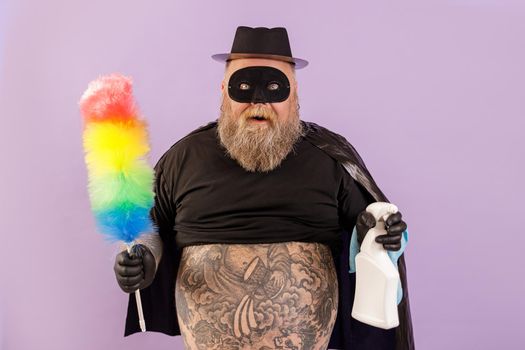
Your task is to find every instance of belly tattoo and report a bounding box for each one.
[175,242,338,350]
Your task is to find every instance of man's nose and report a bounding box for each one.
[250,86,267,104]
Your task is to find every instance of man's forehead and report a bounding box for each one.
[225,58,295,80]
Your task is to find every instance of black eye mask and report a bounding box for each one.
[228,66,291,103]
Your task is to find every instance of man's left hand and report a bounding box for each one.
[375,211,407,251]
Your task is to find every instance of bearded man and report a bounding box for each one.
[114,26,414,349]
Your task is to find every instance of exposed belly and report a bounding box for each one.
[175,242,339,350]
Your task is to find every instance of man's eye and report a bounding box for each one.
[267,82,280,91]
[239,83,251,90]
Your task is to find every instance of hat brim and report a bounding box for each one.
[211,53,308,69]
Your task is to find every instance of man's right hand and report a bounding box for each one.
[114,244,156,293]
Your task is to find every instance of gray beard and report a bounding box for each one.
[217,94,304,173]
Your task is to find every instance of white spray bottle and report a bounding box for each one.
[351,202,401,329]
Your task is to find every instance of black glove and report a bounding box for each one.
[113,244,156,293]
[356,210,407,251]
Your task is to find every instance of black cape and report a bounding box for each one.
[124,120,415,350]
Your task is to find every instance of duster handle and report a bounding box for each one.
[127,242,146,332]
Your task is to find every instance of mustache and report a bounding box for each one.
[241,105,277,121]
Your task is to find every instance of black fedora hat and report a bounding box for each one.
[211,26,309,69]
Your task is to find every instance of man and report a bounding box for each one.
[114,26,414,349]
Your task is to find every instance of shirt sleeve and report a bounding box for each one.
[337,166,375,233]
[149,159,176,238]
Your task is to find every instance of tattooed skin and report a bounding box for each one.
[175,242,338,350]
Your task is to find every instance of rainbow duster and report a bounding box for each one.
[79,73,154,244]
[79,73,154,332]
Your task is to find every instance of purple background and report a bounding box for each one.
[1,0,524,349]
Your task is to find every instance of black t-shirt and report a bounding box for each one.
[150,124,372,256]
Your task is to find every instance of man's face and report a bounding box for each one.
[217,58,304,173]
[221,58,298,125]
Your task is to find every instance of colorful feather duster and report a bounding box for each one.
[79,73,153,331]
[80,73,154,243]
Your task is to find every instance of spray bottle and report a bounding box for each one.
[351,202,400,329]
